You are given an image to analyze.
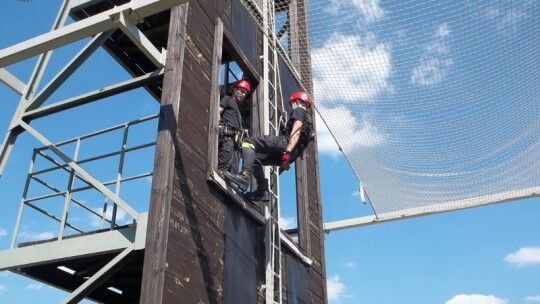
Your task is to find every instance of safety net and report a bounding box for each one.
[242,0,540,219]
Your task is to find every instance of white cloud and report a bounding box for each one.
[426,41,449,55]
[483,3,531,36]
[315,112,341,158]
[437,23,451,38]
[0,228,6,237]
[345,262,357,269]
[327,275,348,303]
[313,32,392,103]
[411,24,453,86]
[26,283,44,291]
[411,58,453,85]
[316,106,386,156]
[525,295,540,302]
[0,284,6,293]
[445,294,508,304]
[279,216,296,230]
[351,0,385,23]
[504,246,540,267]
[328,0,385,23]
[496,9,525,35]
[484,6,501,20]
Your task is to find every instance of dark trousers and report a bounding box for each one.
[242,135,289,191]
[218,137,240,174]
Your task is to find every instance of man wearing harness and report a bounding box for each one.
[218,79,251,173]
[224,91,315,201]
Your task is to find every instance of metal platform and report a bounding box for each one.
[1,219,147,304]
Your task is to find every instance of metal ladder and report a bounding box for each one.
[261,0,283,303]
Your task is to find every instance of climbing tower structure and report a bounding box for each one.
[0,0,327,303]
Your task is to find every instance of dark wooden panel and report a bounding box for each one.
[165,185,226,303]
[223,29,261,81]
[286,253,309,304]
[196,0,220,21]
[224,204,259,303]
[185,24,213,74]
[173,153,228,225]
[279,56,300,107]
[145,0,328,303]
[296,157,310,251]
[307,275,325,299]
[207,19,224,176]
[167,205,225,275]
[140,4,189,304]
[189,0,218,40]
[182,41,212,84]
[170,189,226,240]
[231,0,259,72]
[308,290,326,304]
[181,44,213,93]
[308,213,322,237]
[176,72,211,149]
[177,109,210,156]
[172,180,227,234]
[289,0,313,90]
[221,0,232,33]
[166,230,225,282]
[173,130,210,168]
[309,234,323,271]
[163,271,220,304]
[181,54,212,103]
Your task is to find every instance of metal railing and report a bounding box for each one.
[10,114,158,249]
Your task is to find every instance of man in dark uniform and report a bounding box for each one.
[218,79,251,173]
[224,91,315,201]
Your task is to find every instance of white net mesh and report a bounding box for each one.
[243,0,540,219]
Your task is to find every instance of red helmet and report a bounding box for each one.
[289,91,311,106]
[233,80,251,93]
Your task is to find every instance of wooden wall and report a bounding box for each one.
[141,1,326,303]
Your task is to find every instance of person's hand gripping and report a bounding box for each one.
[281,151,291,170]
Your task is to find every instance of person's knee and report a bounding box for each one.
[241,140,255,150]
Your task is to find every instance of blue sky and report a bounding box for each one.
[1,1,539,304]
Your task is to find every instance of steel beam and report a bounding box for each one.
[116,11,166,68]
[0,68,26,95]
[1,0,72,178]
[28,30,115,111]
[0,0,187,68]
[62,246,134,304]
[0,225,137,270]
[324,187,540,233]
[23,69,164,121]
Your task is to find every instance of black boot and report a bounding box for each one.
[245,189,270,202]
[223,171,250,192]
[224,145,255,192]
